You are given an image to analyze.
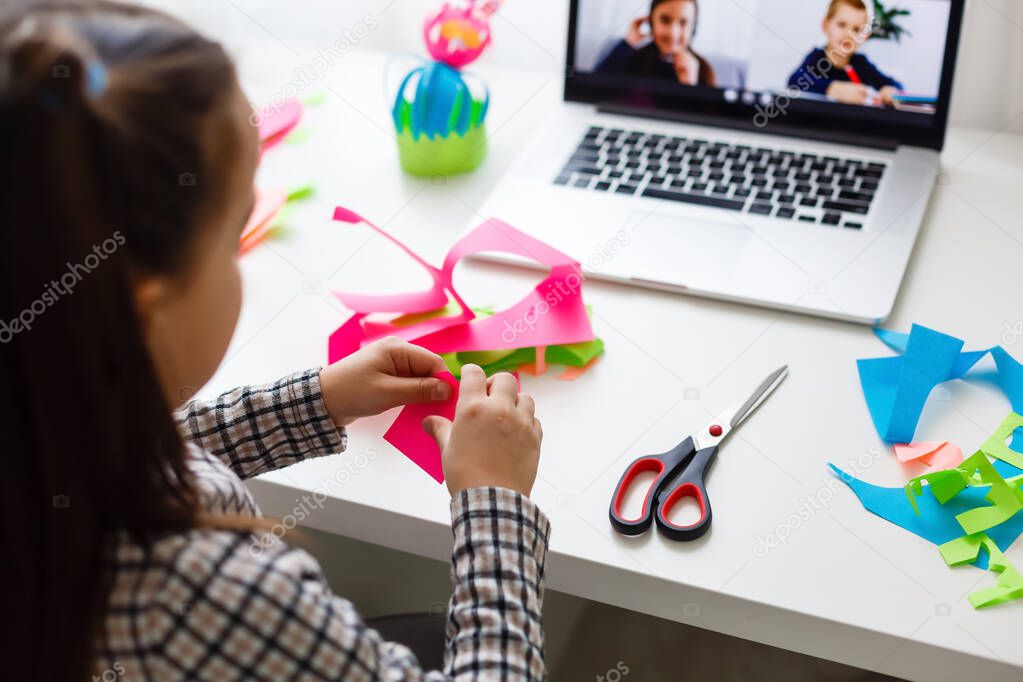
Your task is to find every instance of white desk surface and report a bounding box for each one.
[203,48,1023,681]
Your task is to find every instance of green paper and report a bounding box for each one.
[937,534,1023,608]
[546,338,605,366]
[968,536,1023,608]
[395,122,487,177]
[286,183,315,202]
[905,469,968,513]
[939,534,984,566]
[980,412,1023,470]
[954,452,1023,535]
[284,126,314,145]
[301,91,328,106]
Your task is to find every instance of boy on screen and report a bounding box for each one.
[788,0,903,106]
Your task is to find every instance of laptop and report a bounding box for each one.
[474,0,965,323]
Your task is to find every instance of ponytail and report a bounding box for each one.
[0,2,240,678]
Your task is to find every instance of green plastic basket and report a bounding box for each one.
[395,124,488,177]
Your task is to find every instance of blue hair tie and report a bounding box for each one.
[85,60,107,98]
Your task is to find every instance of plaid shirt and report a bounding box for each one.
[96,369,551,680]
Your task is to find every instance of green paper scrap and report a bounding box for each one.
[939,534,984,566]
[904,469,967,514]
[547,338,605,366]
[980,412,1023,470]
[905,441,1023,608]
[301,91,328,107]
[940,534,1023,608]
[286,183,316,202]
[284,126,314,145]
[265,223,289,241]
[904,449,1023,533]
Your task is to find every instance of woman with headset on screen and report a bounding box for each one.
[596,0,717,87]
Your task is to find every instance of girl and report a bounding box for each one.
[596,0,717,88]
[787,0,903,106]
[1,1,547,680]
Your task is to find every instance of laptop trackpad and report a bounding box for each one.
[616,211,749,288]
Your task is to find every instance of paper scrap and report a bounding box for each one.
[939,534,1023,608]
[382,372,459,483]
[862,325,1023,443]
[328,207,597,357]
[894,441,964,469]
[829,461,1023,570]
[240,188,287,254]
[258,98,304,153]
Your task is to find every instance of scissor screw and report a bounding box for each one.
[709,424,723,437]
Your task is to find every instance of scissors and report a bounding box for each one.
[609,366,788,541]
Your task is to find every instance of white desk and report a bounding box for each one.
[205,48,1023,681]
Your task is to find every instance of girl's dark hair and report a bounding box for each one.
[648,0,717,87]
[0,1,242,678]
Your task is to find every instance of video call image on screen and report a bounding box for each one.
[574,0,951,115]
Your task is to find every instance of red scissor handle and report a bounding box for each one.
[609,438,696,535]
[654,446,718,541]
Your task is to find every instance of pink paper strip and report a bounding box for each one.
[328,208,596,362]
[240,187,288,254]
[383,372,459,483]
[894,441,946,463]
[258,98,304,152]
[921,442,964,469]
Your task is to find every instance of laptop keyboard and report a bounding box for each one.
[553,125,887,229]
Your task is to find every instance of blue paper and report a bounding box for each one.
[830,464,1023,570]
[860,325,1023,442]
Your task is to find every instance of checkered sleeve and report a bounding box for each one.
[175,369,346,480]
[115,487,550,680]
[446,487,551,680]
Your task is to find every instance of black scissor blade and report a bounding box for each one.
[728,365,788,429]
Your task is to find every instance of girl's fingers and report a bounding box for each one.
[459,364,487,401]
[382,375,451,404]
[422,415,453,450]
[386,337,447,377]
[517,393,535,419]
[488,372,518,404]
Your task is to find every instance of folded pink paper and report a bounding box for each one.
[328,206,596,361]
[383,372,459,483]
[258,98,304,153]
[894,441,964,469]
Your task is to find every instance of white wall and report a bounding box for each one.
[135,0,1023,134]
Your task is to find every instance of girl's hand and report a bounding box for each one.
[673,51,700,86]
[423,365,542,497]
[826,81,869,105]
[625,16,649,47]
[876,85,899,107]
[319,337,452,427]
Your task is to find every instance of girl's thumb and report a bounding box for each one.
[422,416,453,449]
[388,376,452,404]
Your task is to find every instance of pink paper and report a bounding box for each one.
[240,187,287,253]
[894,441,945,463]
[383,372,459,483]
[258,98,303,152]
[921,442,963,469]
[893,441,964,469]
[327,206,596,362]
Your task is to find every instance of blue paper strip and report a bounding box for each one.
[859,325,1023,442]
[830,464,1023,570]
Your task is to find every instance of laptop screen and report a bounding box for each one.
[566,0,963,149]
